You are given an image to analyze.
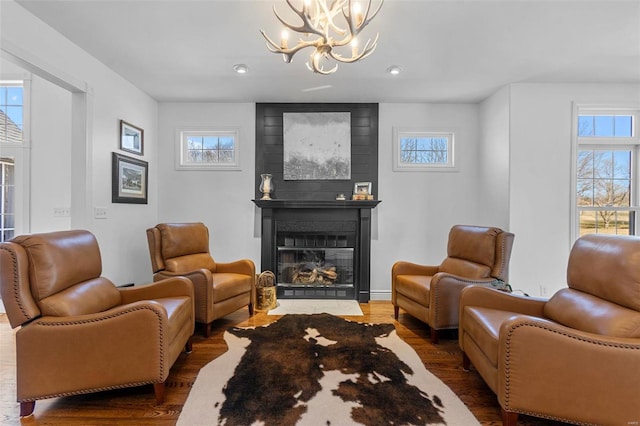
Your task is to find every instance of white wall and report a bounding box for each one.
[2,0,159,285]
[508,82,640,297]
[157,103,260,266]
[29,73,72,232]
[478,85,510,227]
[373,103,501,299]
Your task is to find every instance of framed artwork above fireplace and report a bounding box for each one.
[283,112,351,181]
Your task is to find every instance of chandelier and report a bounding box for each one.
[260,0,384,75]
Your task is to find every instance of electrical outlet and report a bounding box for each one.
[94,207,108,219]
[539,285,548,297]
[53,207,71,217]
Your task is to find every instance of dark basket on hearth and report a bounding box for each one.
[255,270,277,311]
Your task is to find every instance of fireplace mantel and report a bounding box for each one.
[253,199,380,302]
[253,199,381,209]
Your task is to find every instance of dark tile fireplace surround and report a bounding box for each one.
[253,199,380,302]
[254,103,380,302]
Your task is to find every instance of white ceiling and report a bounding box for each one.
[14,0,640,103]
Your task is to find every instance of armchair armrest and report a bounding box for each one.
[392,261,439,277]
[15,301,173,401]
[153,269,212,324]
[460,285,547,317]
[215,259,255,277]
[119,276,193,304]
[496,316,640,424]
[429,273,498,329]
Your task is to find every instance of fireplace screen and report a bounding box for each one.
[277,233,354,289]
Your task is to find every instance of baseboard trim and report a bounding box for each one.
[368,290,391,301]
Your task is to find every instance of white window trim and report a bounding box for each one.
[570,103,640,242]
[392,127,457,172]
[175,127,241,171]
[1,75,31,238]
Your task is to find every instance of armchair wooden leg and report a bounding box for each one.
[393,305,399,319]
[185,336,193,354]
[248,302,254,316]
[430,328,439,344]
[203,322,212,338]
[501,408,518,426]
[462,352,471,371]
[154,383,165,405]
[20,401,35,417]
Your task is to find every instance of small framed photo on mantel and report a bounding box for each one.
[120,120,144,156]
[353,182,374,200]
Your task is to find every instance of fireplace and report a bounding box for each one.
[254,199,380,302]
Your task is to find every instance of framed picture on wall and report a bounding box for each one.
[283,112,351,180]
[119,120,144,155]
[112,152,148,204]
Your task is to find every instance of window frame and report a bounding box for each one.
[571,105,640,241]
[175,127,241,171]
[392,128,457,172]
[1,76,31,242]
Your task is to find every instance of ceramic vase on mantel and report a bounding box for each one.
[260,173,273,200]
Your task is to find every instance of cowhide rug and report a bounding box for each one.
[178,314,480,426]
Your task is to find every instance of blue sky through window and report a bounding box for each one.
[0,86,23,130]
[578,115,632,137]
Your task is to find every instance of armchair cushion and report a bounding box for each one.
[544,288,640,338]
[158,222,211,259]
[439,258,491,278]
[567,233,640,311]
[393,275,431,302]
[211,273,254,303]
[12,231,120,316]
[447,225,498,267]
[39,277,121,317]
[165,253,216,273]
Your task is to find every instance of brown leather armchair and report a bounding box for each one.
[147,222,255,337]
[0,230,195,417]
[392,225,514,343]
[459,233,640,425]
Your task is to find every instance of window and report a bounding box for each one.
[176,128,240,170]
[1,81,25,241]
[574,109,638,238]
[0,81,23,144]
[393,128,456,171]
[0,158,15,241]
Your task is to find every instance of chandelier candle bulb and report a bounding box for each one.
[353,3,364,26]
[352,38,358,57]
[281,30,288,49]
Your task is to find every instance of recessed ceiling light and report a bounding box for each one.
[386,65,402,75]
[233,64,248,74]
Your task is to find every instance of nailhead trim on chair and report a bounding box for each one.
[0,246,36,321]
[502,320,640,425]
[26,305,168,402]
[498,235,508,279]
[19,379,161,403]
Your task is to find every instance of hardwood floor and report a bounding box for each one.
[0,302,567,425]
